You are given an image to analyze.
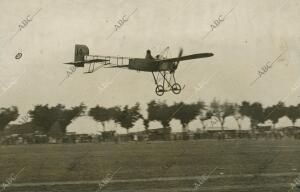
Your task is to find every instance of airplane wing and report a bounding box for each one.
[157,53,214,63]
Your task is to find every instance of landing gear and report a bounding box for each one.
[152,71,184,96]
[155,85,164,96]
[171,83,181,94]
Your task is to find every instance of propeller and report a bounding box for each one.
[172,47,183,72]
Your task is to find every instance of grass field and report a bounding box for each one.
[0,139,300,191]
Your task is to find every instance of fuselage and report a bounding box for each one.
[128,58,176,72]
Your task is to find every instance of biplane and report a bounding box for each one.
[64,44,213,96]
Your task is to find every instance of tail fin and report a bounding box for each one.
[74,44,89,67]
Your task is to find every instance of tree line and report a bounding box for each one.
[0,99,299,136]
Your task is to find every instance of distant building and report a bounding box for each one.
[256,125,272,132]
[101,131,116,142]
[144,127,171,141]
[279,126,300,137]
[118,127,171,141]
[3,122,37,135]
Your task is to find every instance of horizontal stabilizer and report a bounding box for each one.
[105,65,129,68]
[64,59,109,67]
[81,58,109,63]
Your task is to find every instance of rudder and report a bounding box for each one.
[74,44,89,66]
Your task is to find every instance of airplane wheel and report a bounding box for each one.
[155,85,164,96]
[171,83,181,94]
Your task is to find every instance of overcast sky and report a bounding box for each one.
[0,0,300,133]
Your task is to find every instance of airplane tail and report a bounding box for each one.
[64,44,109,68]
[73,44,89,67]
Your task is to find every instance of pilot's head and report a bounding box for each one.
[147,50,151,54]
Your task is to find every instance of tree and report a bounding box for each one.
[29,103,86,134]
[48,121,64,138]
[115,103,141,134]
[139,108,150,138]
[199,111,213,131]
[286,105,300,126]
[107,106,121,129]
[240,101,264,131]
[89,106,111,132]
[143,119,150,131]
[60,103,86,133]
[147,100,173,129]
[173,101,205,133]
[209,99,235,131]
[147,100,174,140]
[29,104,62,133]
[233,103,243,131]
[264,101,286,129]
[139,108,150,132]
[0,106,19,131]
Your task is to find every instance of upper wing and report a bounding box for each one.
[157,53,214,63]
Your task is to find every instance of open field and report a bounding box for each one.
[0,139,300,191]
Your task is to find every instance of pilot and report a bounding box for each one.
[145,50,154,60]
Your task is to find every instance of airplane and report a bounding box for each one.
[64,44,214,96]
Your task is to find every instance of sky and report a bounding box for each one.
[0,0,300,133]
